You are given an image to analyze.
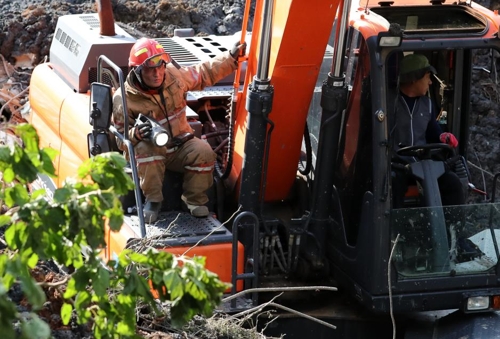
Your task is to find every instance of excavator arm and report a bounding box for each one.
[231,0,342,204]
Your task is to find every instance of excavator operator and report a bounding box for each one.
[390,54,466,209]
[112,37,246,222]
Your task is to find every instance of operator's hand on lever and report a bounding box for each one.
[134,122,152,141]
[439,132,458,148]
[230,41,247,59]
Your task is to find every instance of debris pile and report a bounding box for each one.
[0,54,32,123]
[0,0,250,123]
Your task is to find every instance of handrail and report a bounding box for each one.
[96,55,146,238]
[489,173,500,273]
[231,211,260,308]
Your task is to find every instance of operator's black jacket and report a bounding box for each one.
[390,92,466,207]
[390,92,442,163]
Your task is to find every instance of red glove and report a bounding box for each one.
[439,132,458,148]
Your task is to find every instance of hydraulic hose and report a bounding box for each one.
[299,122,312,176]
[215,0,252,179]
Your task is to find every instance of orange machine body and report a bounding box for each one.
[29,61,245,292]
[103,222,245,292]
[29,63,92,186]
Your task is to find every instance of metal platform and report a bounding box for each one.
[125,211,233,246]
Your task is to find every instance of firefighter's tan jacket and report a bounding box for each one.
[111,52,237,205]
[112,52,237,145]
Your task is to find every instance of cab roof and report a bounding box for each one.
[351,0,500,40]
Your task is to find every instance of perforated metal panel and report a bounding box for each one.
[88,66,128,88]
[80,15,101,29]
[186,86,235,101]
[126,211,233,246]
[156,38,200,64]
[150,211,226,237]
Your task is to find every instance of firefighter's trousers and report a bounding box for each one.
[134,137,216,206]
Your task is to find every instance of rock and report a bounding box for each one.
[217,24,228,34]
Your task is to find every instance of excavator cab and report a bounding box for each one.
[384,46,497,274]
[318,3,500,317]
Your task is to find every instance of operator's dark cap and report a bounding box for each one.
[399,54,437,84]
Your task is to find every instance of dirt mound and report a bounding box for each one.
[0,0,250,65]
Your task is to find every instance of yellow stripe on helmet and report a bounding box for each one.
[134,47,149,57]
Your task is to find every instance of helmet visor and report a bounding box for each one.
[143,53,171,68]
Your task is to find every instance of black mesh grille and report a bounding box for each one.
[88,67,129,88]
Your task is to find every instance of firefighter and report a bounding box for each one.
[112,37,246,222]
[391,53,466,208]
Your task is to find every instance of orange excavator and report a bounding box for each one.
[28,0,500,337]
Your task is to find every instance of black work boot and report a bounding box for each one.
[143,201,161,223]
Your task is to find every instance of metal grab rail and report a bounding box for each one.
[489,173,500,274]
[231,211,260,308]
[96,55,146,237]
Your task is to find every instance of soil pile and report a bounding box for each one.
[0,0,250,64]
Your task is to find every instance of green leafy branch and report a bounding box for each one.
[0,124,230,339]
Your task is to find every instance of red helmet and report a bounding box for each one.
[128,38,171,68]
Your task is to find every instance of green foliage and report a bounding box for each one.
[0,124,231,338]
